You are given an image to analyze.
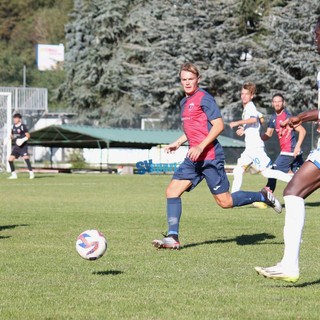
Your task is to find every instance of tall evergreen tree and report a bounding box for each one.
[60,0,320,127]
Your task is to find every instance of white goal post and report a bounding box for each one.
[0,92,12,172]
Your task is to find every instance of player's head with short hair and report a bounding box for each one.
[179,63,201,96]
[13,113,22,119]
[13,113,22,124]
[241,82,256,105]
[272,93,285,102]
[242,82,256,96]
[179,63,200,79]
[272,93,285,113]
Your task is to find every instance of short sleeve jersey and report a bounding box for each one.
[12,123,28,146]
[242,101,264,148]
[180,88,224,161]
[268,109,297,153]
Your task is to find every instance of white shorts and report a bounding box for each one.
[236,147,272,173]
[306,148,320,169]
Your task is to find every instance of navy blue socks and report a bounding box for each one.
[231,191,264,207]
[167,197,182,235]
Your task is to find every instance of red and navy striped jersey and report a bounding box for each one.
[268,109,297,153]
[180,88,224,161]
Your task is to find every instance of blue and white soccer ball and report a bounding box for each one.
[76,229,107,260]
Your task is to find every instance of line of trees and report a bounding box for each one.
[59,0,320,128]
[1,0,319,127]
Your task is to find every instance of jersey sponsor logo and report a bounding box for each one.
[188,102,195,111]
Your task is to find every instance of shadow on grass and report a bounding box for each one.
[305,201,320,207]
[0,224,29,232]
[182,233,278,249]
[32,175,56,179]
[269,278,320,289]
[0,224,30,239]
[92,270,124,276]
[291,278,320,288]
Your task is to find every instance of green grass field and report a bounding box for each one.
[0,172,320,319]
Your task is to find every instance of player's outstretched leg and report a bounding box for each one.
[261,167,292,183]
[24,157,34,179]
[7,158,17,179]
[153,197,181,249]
[230,187,282,213]
[255,161,320,283]
[231,165,244,193]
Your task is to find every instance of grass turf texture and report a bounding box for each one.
[0,173,320,319]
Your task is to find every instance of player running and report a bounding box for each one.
[8,113,34,180]
[255,109,320,283]
[261,93,306,192]
[229,83,292,194]
[152,63,282,250]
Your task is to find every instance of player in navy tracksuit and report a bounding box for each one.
[8,113,34,179]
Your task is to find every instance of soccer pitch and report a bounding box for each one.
[0,173,320,319]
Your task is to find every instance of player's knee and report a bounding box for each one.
[214,197,233,209]
[217,201,232,209]
[166,185,177,198]
[218,202,232,209]
[283,184,297,197]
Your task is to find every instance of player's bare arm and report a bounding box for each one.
[229,117,257,129]
[261,127,274,141]
[293,125,306,157]
[187,117,224,162]
[282,110,319,128]
[164,134,187,153]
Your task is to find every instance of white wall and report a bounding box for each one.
[82,145,188,166]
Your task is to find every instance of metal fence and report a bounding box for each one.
[0,87,48,171]
[0,87,48,128]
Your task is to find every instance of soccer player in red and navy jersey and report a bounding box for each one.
[152,63,282,249]
[261,94,306,192]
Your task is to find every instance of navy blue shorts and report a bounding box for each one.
[272,154,304,173]
[172,157,230,194]
[11,145,29,159]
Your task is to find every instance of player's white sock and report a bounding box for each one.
[280,195,305,275]
[231,166,244,193]
[261,168,292,183]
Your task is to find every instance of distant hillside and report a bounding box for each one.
[0,0,73,109]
